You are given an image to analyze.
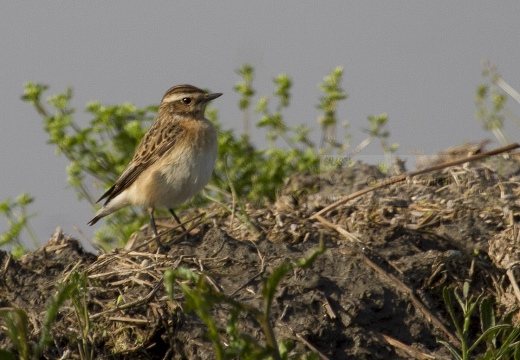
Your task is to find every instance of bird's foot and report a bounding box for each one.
[154,237,170,252]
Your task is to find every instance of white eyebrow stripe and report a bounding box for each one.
[162,93,191,103]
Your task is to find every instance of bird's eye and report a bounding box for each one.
[182,97,191,104]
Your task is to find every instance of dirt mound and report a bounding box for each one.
[2,144,520,359]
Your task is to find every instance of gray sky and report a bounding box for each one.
[1,2,520,249]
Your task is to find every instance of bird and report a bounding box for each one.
[87,84,222,248]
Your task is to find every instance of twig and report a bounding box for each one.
[378,333,435,360]
[294,332,330,360]
[90,277,164,320]
[205,192,263,238]
[72,224,103,254]
[359,252,461,347]
[506,266,520,303]
[313,215,360,242]
[321,293,337,319]
[310,174,406,219]
[494,76,520,105]
[107,317,150,325]
[228,243,266,297]
[86,213,205,275]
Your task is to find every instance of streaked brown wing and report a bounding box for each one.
[97,120,183,205]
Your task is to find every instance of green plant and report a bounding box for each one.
[0,308,29,360]
[0,280,74,359]
[476,63,509,146]
[67,271,94,360]
[234,64,255,137]
[364,113,399,173]
[22,65,395,247]
[0,192,37,257]
[476,61,520,147]
[164,237,325,359]
[439,282,520,360]
[225,65,355,202]
[316,66,348,152]
[22,82,158,248]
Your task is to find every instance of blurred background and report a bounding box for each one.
[1,2,519,248]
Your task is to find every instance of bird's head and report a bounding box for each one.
[160,84,222,118]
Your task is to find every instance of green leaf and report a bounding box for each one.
[480,297,495,333]
[438,340,463,360]
[0,349,15,360]
[468,324,511,354]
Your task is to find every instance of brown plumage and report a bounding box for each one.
[88,84,222,248]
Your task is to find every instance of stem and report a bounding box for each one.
[256,314,282,360]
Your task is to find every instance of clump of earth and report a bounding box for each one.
[2,142,520,359]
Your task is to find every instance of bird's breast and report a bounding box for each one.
[147,119,217,208]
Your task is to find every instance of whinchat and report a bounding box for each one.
[87,84,222,248]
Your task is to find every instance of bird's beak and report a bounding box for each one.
[204,92,223,102]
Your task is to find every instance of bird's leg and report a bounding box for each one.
[168,209,188,233]
[148,207,166,250]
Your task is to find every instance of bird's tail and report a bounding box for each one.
[88,191,128,226]
[87,206,110,226]
[87,214,103,226]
